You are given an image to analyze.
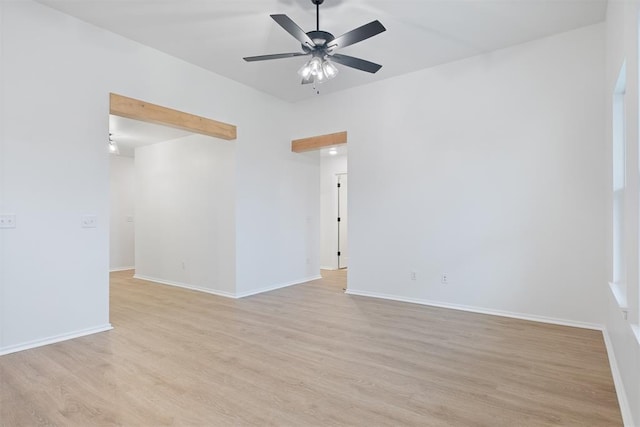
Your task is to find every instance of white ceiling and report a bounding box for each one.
[109,115,193,157]
[38,0,606,103]
[321,144,348,157]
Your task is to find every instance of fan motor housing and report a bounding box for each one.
[302,30,335,52]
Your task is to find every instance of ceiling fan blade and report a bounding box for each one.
[243,52,309,62]
[327,20,386,50]
[271,14,315,48]
[330,54,382,74]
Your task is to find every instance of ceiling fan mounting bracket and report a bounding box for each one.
[311,0,324,5]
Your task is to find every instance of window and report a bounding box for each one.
[611,63,626,307]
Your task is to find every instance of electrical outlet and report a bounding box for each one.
[0,214,16,229]
[410,271,417,280]
[441,274,448,284]
[81,215,97,228]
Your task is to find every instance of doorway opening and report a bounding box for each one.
[108,115,194,274]
[107,93,238,300]
[108,114,236,298]
[320,145,348,273]
[290,130,348,288]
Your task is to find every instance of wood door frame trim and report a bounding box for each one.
[109,93,237,140]
[291,131,347,153]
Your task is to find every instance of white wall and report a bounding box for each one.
[293,24,606,327]
[134,135,236,296]
[320,153,347,269]
[1,0,113,353]
[604,1,640,425]
[109,155,135,271]
[0,0,319,353]
[0,0,6,349]
[234,133,321,297]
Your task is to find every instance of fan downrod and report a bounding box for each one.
[311,0,324,31]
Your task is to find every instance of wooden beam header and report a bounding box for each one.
[291,131,347,153]
[109,93,237,141]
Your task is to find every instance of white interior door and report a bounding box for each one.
[338,174,348,269]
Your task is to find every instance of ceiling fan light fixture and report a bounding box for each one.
[298,57,338,85]
[322,59,338,79]
[108,133,120,155]
[309,57,322,75]
[108,142,120,155]
[244,0,386,89]
[298,62,313,79]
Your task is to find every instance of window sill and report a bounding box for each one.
[632,324,640,347]
[608,282,628,310]
[608,283,640,345]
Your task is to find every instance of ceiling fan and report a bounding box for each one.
[243,0,386,85]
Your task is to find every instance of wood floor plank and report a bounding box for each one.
[0,270,622,426]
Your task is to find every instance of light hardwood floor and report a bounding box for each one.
[1,270,622,426]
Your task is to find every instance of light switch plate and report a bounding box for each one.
[81,215,97,228]
[0,214,16,229]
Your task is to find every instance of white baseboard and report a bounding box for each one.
[133,274,236,299]
[236,275,322,298]
[134,274,323,299]
[0,324,113,356]
[110,266,134,272]
[602,328,635,427]
[320,266,338,271]
[344,289,602,330]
